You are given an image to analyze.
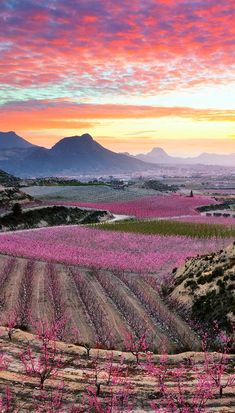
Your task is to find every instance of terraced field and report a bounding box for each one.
[0,330,234,412]
[0,254,199,353]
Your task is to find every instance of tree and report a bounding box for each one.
[0,386,13,413]
[19,319,66,390]
[203,329,235,398]
[81,342,92,359]
[92,351,114,397]
[5,309,18,341]
[124,332,148,364]
[12,203,22,217]
[20,340,64,390]
[190,190,194,198]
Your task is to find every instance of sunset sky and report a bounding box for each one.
[0,0,235,155]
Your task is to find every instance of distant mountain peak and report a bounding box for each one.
[64,133,94,141]
[0,131,34,149]
[135,146,235,167]
[80,133,93,140]
[149,147,168,156]
[52,133,95,150]
[5,131,17,135]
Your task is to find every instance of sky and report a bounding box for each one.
[0,0,235,155]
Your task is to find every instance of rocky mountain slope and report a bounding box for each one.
[170,243,235,334]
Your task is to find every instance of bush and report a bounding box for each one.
[192,288,235,334]
[12,203,22,217]
[185,279,198,291]
[211,266,224,278]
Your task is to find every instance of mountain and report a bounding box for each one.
[136,147,235,166]
[195,152,235,166]
[136,147,174,163]
[0,131,35,149]
[0,133,156,177]
[0,132,38,174]
[1,131,234,177]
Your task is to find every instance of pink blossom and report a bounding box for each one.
[0,226,230,273]
[46,194,217,219]
[0,226,231,272]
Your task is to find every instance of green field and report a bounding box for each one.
[99,219,235,238]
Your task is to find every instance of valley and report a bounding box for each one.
[0,134,234,412]
[1,0,235,410]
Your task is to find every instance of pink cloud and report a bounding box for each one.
[0,0,234,96]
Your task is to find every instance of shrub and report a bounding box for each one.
[185,279,198,291]
[212,266,224,278]
[12,203,22,217]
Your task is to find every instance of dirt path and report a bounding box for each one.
[85,270,131,344]
[138,278,200,350]
[30,260,54,327]
[98,271,171,350]
[0,257,27,321]
[62,267,96,344]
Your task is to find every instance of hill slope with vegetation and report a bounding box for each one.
[0,169,20,188]
[0,206,109,231]
[170,242,235,335]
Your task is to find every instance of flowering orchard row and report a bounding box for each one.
[47,194,217,219]
[0,226,230,273]
[0,322,234,412]
[172,214,235,226]
[0,255,198,352]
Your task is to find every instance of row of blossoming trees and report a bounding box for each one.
[0,257,200,352]
[0,313,234,412]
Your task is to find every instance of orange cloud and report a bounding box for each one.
[1,101,235,132]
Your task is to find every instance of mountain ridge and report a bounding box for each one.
[0,132,155,176]
[0,131,35,149]
[1,131,235,177]
[136,146,235,166]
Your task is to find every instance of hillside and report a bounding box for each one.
[0,206,109,231]
[0,188,33,211]
[0,132,39,175]
[1,131,235,176]
[0,170,33,211]
[170,242,235,335]
[0,169,20,187]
